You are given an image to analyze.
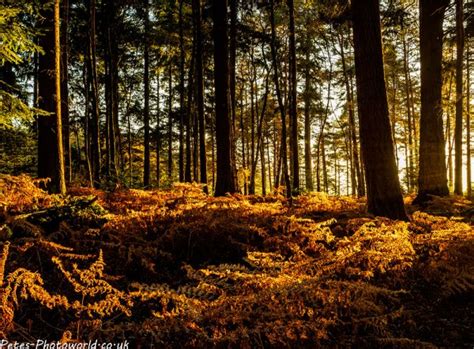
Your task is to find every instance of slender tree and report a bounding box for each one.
[54,0,66,195]
[178,0,185,183]
[467,44,472,197]
[192,0,207,191]
[61,0,71,183]
[303,46,313,191]
[288,0,299,194]
[213,0,237,196]
[454,0,464,195]
[156,73,161,187]
[269,0,291,198]
[352,0,407,220]
[86,0,101,186]
[143,0,151,188]
[414,0,450,204]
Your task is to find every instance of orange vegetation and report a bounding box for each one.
[0,174,473,347]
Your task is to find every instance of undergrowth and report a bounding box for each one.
[0,174,473,347]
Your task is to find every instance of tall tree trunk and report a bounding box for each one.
[467,44,472,197]
[402,32,414,192]
[240,84,248,195]
[54,0,66,194]
[61,0,71,183]
[454,0,464,195]
[178,0,185,183]
[38,0,63,194]
[86,0,100,186]
[168,62,173,181]
[82,58,93,187]
[269,0,291,199]
[103,0,119,182]
[128,100,133,187]
[261,137,266,195]
[316,45,332,193]
[143,0,151,188]
[414,0,450,204]
[156,73,161,187]
[303,45,313,191]
[229,0,239,190]
[185,43,195,183]
[352,0,407,220]
[447,68,455,190]
[213,0,237,196]
[288,0,299,194]
[193,0,208,192]
[249,51,258,194]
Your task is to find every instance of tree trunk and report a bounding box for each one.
[229,0,239,190]
[193,0,208,192]
[82,58,93,187]
[156,73,161,187]
[454,0,464,195]
[467,45,472,197]
[86,0,100,187]
[240,84,248,195]
[288,0,299,195]
[303,42,313,191]
[414,0,450,203]
[54,0,66,195]
[213,0,237,196]
[178,0,185,183]
[38,0,64,194]
[261,136,266,195]
[168,62,173,181]
[103,0,119,182]
[402,32,414,192]
[61,0,71,183]
[143,0,151,188]
[185,41,195,183]
[352,0,407,220]
[269,0,291,199]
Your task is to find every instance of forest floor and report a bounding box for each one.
[0,174,473,348]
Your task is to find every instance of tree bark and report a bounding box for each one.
[454,0,464,195]
[303,46,313,191]
[352,0,407,220]
[288,0,299,194]
[213,0,237,196]
[54,0,66,195]
[86,0,101,187]
[402,32,414,192]
[185,42,195,183]
[156,73,161,187]
[467,44,472,197]
[178,0,185,183]
[168,62,173,181]
[61,0,71,183]
[193,0,208,192]
[143,0,151,188]
[414,0,450,203]
[38,0,64,194]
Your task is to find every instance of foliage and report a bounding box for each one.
[0,175,473,347]
[0,2,44,128]
[0,4,42,65]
